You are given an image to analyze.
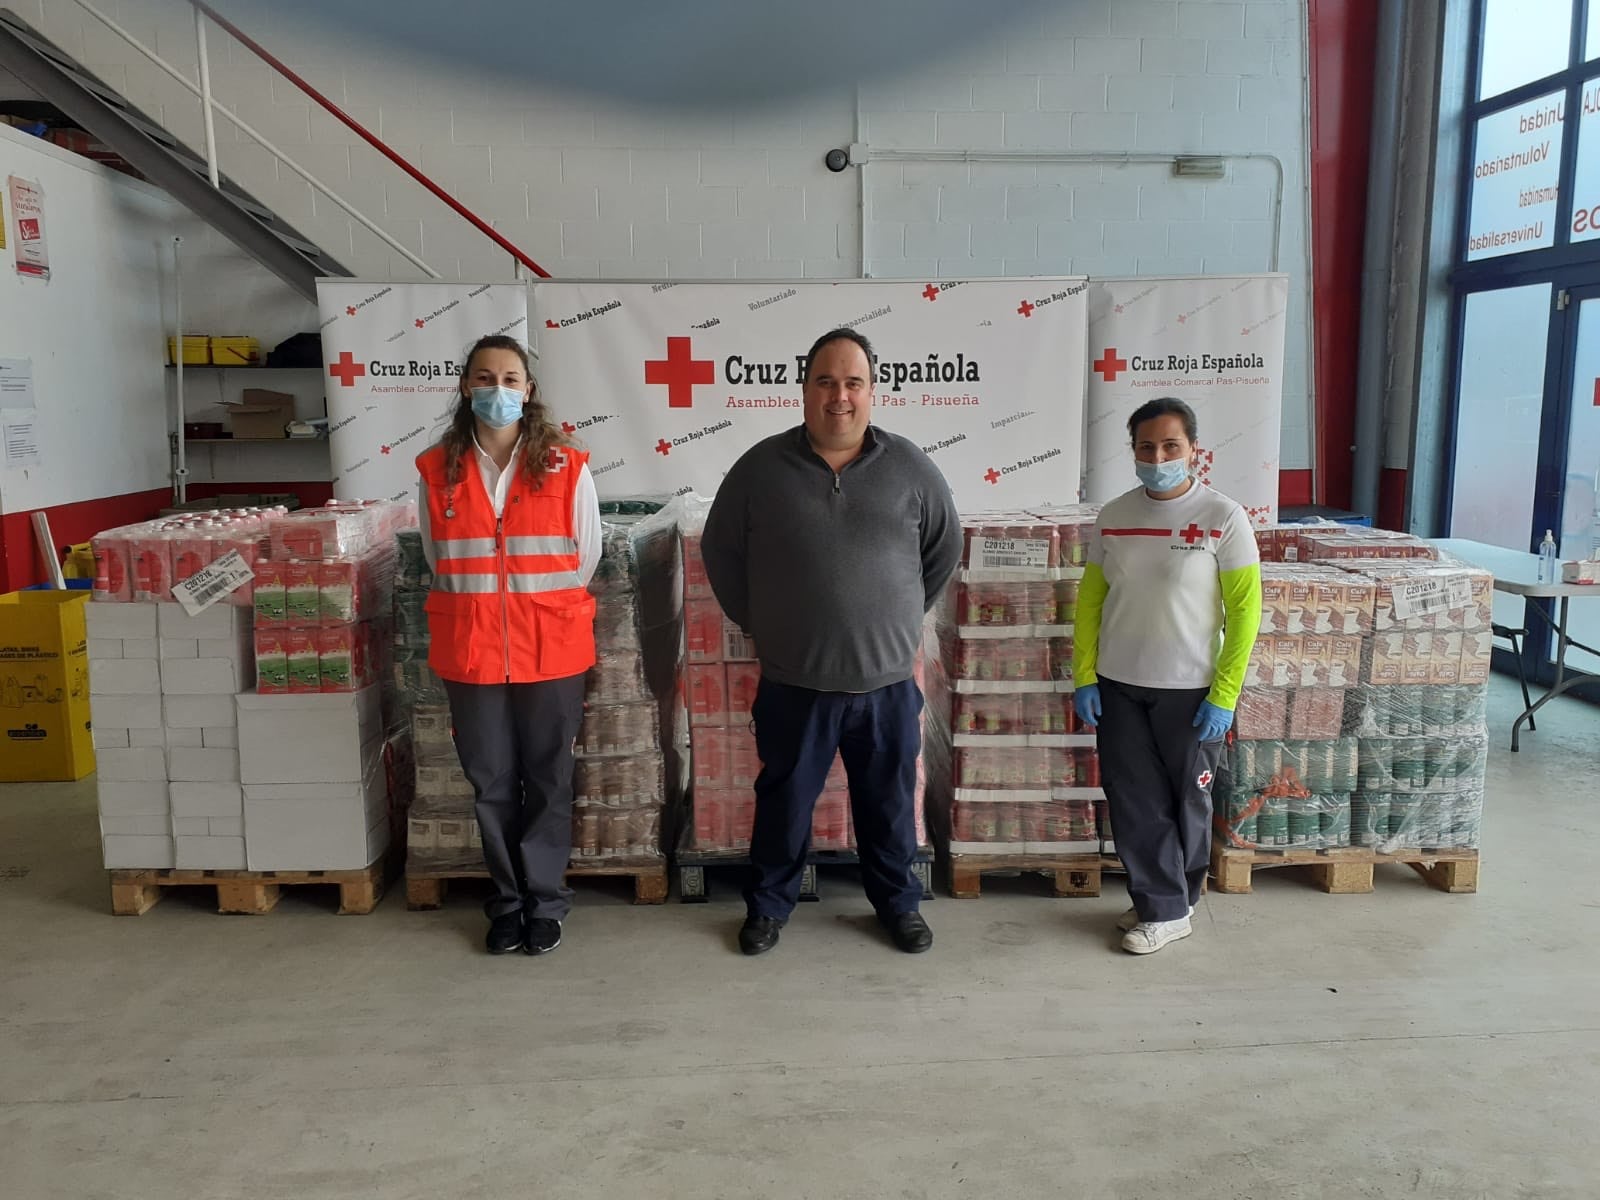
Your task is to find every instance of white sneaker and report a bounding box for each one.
[1116,904,1193,933]
[1121,917,1193,955]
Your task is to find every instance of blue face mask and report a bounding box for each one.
[469,385,526,429]
[1136,458,1192,493]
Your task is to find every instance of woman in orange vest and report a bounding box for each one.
[415,334,601,956]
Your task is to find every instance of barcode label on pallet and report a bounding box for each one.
[173,550,252,616]
[973,537,1051,571]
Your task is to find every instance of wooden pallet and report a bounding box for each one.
[109,858,387,916]
[948,853,1123,899]
[1209,845,1480,895]
[405,862,669,909]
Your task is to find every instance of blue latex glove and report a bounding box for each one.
[1193,700,1234,742]
[1074,683,1102,729]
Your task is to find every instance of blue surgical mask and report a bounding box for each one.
[469,385,526,429]
[1136,458,1191,493]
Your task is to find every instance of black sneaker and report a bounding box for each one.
[523,917,562,956]
[738,915,784,956]
[883,911,933,954]
[485,911,524,955]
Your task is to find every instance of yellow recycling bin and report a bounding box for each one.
[0,590,95,781]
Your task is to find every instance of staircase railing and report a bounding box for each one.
[68,0,550,281]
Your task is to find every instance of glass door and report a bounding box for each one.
[1555,291,1600,674]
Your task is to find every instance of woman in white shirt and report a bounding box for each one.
[1072,398,1263,955]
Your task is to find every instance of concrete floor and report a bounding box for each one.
[2,675,1597,1200]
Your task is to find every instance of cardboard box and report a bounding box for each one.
[165,694,234,728]
[122,638,159,659]
[687,664,729,726]
[159,638,198,660]
[228,388,295,439]
[722,618,757,662]
[243,766,389,870]
[236,686,383,784]
[1432,631,1464,684]
[170,782,243,819]
[1269,636,1301,689]
[97,747,167,783]
[90,658,160,696]
[95,694,164,730]
[129,728,166,748]
[1234,688,1287,740]
[158,601,243,640]
[85,600,157,640]
[165,727,205,748]
[160,656,251,695]
[725,662,762,717]
[210,816,245,837]
[171,816,211,837]
[202,726,239,749]
[1461,630,1493,684]
[168,747,240,783]
[101,835,175,869]
[685,599,724,663]
[93,727,130,750]
[1328,636,1362,689]
[1259,576,1290,634]
[1244,638,1274,689]
[88,638,123,660]
[100,814,173,838]
[175,835,247,870]
[96,780,170,816]
[692,728,730,788]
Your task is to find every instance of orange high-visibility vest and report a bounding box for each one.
[416,441,596,685]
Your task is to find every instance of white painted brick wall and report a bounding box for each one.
[18,0,1312,468]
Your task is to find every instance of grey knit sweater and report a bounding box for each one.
[701,425,962,693]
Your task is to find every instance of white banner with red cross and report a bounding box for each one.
[529,279,1090,510]
[315,280,530,501]
[1082,275,1290,525]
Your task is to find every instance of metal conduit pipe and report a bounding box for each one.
[1352,0,1409,521]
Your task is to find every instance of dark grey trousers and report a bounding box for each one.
[443,674,586,921]
[1097,676,1225,923]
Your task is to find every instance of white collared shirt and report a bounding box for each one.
[417,433,602,585]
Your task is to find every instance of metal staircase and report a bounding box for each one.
[0,7,347,300]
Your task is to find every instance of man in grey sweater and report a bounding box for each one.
[702,327,963,956]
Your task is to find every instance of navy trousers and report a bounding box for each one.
[1096,676,1225,923]
[744,677,924,921]
[443,674,586,922]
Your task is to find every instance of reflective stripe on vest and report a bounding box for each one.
[433,536,498,561]
[433,570,583,595]
[505,535,578,556]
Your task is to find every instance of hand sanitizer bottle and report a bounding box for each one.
[1539,529,1558,584]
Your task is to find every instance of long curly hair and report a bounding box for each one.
[440,335,570,488]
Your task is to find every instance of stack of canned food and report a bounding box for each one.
[924,506,1109,858]
[1218,542,1492,856]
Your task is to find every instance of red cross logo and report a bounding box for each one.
[922,284,940,302]
[549,448,569,470]
[1197,769,1213,789]
[546,319,559,329]
[1114,304,1124,314]
[1180,523,1206,545]
[1093,348,1128,383]
[1241,326,1251,336]
[380,445,392,456]
[414,318,425,329]
[561,421,577,435]
[1017,300,1035,318]
[984,467,1001,485]
[655,438,672,456]
[345,305,357,317]
[329,351,366,387]
[645,337,715,409]
[1177,314,1188,324]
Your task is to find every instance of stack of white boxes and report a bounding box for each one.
[237,684,388,871]
[88,601,254,870]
